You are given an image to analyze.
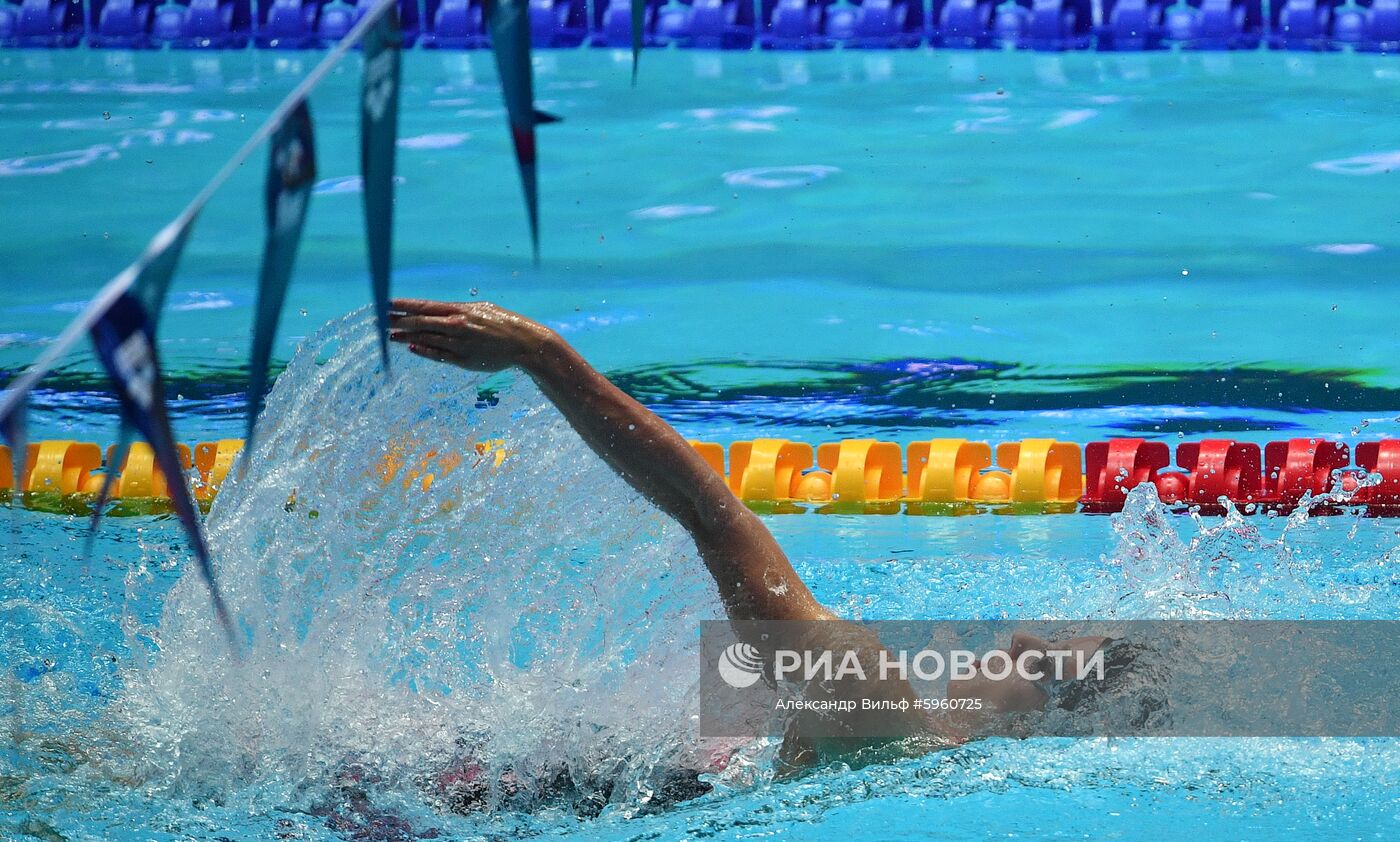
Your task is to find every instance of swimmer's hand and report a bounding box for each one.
[388,299,556,371]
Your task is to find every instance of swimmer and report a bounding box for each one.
[388,299,1115,774]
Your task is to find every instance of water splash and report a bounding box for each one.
[109,311,727,820]
[1100,479,1397,621]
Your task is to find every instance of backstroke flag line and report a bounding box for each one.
[632,0,645,84]
[247,100,318,458]
[0,0,398,654]
[484,0,561,262]
[361,4,402,370]
[89,291,238,652]
[0,0,396,439]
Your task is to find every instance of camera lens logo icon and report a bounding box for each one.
[717,642,764,689]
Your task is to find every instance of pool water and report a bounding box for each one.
[3,47,1400,841]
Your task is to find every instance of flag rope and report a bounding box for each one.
[0,0,397,424]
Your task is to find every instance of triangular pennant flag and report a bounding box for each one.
[247,100,317,461]
[84,423,132,557]
[361,4,402,371]
[89,291,237,652]
[483,0,561,263]
[631,0,645,85]
[0,398,26,500]
[133,218,197,328]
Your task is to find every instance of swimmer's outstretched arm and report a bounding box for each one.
[388,299,833,625]
[392,300,935,765]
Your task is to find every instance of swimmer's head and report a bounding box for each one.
[944,631,1113,735]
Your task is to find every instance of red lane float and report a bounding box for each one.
[1082,438,1170,513]
[1173,439,1264,511]
[1264,439,1350,509]
[1354,440,1400,509]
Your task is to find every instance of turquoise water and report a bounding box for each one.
[3,48,1400,840]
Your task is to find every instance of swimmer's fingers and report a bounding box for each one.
[389,330,455,352]
[389,329,469,354]
[390,298,466,317]
[396,332,458,363]
[392,331,508,372]
[388,314,459,335]
[405,342,453,364]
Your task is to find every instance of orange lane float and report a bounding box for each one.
[812,438,904,511]
[194,440,244,503]
[726,438,814,503]
[3,435,1400,516]
[687,440,726,477]
[906,439,992,504]
[99,442,193,500]
[27,440,103,495]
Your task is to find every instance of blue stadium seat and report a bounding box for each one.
[0,0,85,45]
[759,0,833,48]
[88,0,155,46]
[420,0,485,47]
[1163,0,1262,49]
[529,0,586,45]
[151,0,253,48]
[826,0,924,47]
[1097,0,1168,50]
[1332,0,1400,50]
[931,0,997,47]
[1268,0,1341,49]
[254,0,318,46]
[992,0,1093,50]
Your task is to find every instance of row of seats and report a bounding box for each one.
[2,0,1396,52]
[3,436,1398,515]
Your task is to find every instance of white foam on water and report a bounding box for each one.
[313,175,408,195]
[722,165,840,189]
[110,312,725,816]
[170,292,233,312]
[0,144,119,176]
[1311,150,1400,176]
[630,205,718,220]
[397,133,472,150]
[1310,243,1380,255]
[1043,109,1098,130]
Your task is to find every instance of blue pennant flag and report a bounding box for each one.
[483,0,561,263]
[83,423,131,557]
[247,100,317,459]
[631,0,645,85]
[0,398,25,499]
[85,219,197,551]
[89,291,238,651]
[361,5,402,370]
[134,219,198,328]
